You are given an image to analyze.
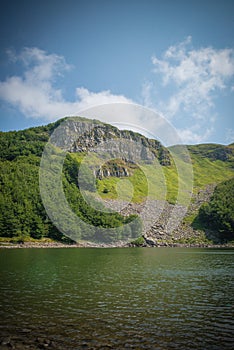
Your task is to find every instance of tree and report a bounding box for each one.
[199,177,234,241]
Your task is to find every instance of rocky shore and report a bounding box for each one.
[0,327,70,350]
[0,241,127,249]
[0,241,233,249]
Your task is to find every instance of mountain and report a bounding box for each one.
[0,117,233,246]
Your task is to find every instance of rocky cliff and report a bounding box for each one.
[50,118,171,172]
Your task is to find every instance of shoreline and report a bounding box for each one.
[0,241,233,249]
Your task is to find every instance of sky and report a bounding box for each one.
[0,0,233,145]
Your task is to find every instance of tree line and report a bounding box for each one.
[0,124,141,243]
[198,177,234,241]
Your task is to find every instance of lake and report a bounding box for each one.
[0,248,233,349]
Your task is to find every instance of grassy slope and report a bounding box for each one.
[85,150,233,205]
[71,144,234,244]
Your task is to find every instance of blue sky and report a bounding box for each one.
[0,0,233,145]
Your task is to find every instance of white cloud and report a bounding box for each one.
[74,87,132,112]
[141,81,153,107]
[225,128,234,144]
[150,37,234,144]
[1,44,233,146]
[0,47,132,121]
[152,38,234,120]
[1,48,177,145]
[178,126,214,145]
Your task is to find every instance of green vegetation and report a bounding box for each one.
[198,177,234,241]
[131,236,145,246]
[63,155,141,241]
[189,155,233,192]
[96,163,166,203]
[0,118,233,244]
[172,235,213,245]
[97,149,233,205]
[187,143,234,167]
[0,121,141,243]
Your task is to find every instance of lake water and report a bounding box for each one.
[0,248,233,349]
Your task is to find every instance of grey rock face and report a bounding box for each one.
[49,118,171,170]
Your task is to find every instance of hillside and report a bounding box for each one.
[0,117,233,246]
[198,177,234,241]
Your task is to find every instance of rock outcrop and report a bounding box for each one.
[50,118,171,168]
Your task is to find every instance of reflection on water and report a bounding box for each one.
[0,248,233,349]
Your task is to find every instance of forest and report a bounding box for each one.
[0,122,140,243]
[198,177,234,241]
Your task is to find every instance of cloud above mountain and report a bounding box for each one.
[0,38,233,145]
[150,36,234,143]
[0,47,132,120]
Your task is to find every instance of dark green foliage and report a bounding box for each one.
[0,122,141,243]
[63,154,80,185]
[78,163,96,192]
[0,155,73,242]
[0,127,48,161]
[198,177,234,241]
[62,167,142,242]
[0,118,68,161]
[131,236,145,246]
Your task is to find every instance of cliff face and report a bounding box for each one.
[50,118,171,179]
[96,159,131,179]
[71,125,171,166]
